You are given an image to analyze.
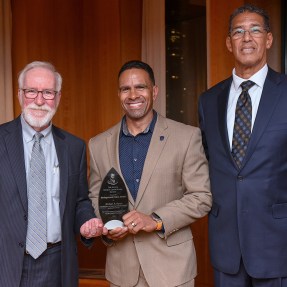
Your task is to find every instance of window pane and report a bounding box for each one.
[166,0,207,126]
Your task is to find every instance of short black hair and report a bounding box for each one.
[228,4,271,33]
[118,60,155,85]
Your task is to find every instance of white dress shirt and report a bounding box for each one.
[227,64,268,149]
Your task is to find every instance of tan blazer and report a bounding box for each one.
[89,114,212,287]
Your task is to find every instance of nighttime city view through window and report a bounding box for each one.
[166,0,206,126]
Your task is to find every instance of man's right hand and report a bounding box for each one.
[106,226,129,241]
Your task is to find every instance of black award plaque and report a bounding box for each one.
[99,168,129,229]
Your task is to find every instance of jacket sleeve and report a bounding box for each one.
[153,128,212,239]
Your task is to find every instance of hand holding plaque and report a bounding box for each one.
[99,168,129,230]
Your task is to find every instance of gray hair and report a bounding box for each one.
[18,61,62,92]
[228,4,271,34]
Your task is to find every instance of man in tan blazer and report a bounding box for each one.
[89,60,212,287]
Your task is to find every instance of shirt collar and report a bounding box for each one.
[121,111,158,136]
[21,114,53,145]
[232,64,268,91]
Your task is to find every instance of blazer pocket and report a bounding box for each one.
[272,203,287,219]
[210,201,219,217]
[166,227,192,247]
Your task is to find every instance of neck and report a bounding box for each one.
[126,113,154,136]
[234,62,266,79]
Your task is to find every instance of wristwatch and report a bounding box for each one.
[150,213,163,231]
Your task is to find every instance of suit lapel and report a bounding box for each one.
[5,118,28,211]
[106,125,120,171]
[243,69,283,167]
[217,78,234,165]
[135,115,169,207]
[52,127,69,222]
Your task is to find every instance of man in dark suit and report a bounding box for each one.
[198,4,287,287]
[0,61,105,287]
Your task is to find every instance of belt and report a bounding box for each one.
[47,241,62,249]
[25,241,62,255]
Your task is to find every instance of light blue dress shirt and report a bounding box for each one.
[21,115,61,243]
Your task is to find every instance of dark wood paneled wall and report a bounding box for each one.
[11,0,142,141]
[11,1,282,286]
[207,0,281,88]
[11,0,142,275]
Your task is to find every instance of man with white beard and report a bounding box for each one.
[0,61,107,287]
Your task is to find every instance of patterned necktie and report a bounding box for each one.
[231,80,255,168]
[26,132,47,259]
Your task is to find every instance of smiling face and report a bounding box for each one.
[226,11,273,77]
[18,67,61,131]
[118,68,158,123]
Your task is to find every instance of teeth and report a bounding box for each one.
[242,49,254,54]
[129,103,142,107]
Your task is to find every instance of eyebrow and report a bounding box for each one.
[119,84,148,90]
[232,23,262,29]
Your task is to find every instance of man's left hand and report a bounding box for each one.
[123,210,157,234]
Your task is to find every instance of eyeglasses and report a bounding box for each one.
[21,88,58,100]
[230,26,267,39]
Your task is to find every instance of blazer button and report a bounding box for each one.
[19,242,24,248]
[237,176,243,181]
[24,214,27,221]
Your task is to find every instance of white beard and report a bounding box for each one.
[22,103,57,129]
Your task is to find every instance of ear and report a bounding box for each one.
[226,36,233,53]
[266,32,273,50]
[18,89,23,106]
[55,91,61,107]
[153,85,159,101]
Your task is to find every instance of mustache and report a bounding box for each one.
[26,103,52,112]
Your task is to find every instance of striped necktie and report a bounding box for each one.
[26,132,47,259]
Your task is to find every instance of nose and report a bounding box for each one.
[34,91,46,105]
[129,87,138,99]
[243,30,252,41]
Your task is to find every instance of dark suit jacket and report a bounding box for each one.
[0,116,95,287]
[198,67,287,278]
